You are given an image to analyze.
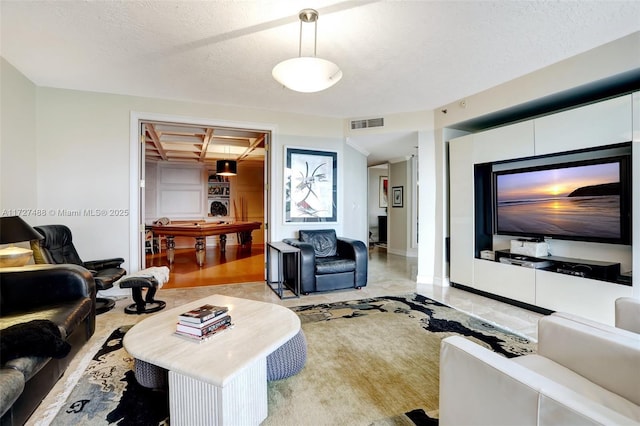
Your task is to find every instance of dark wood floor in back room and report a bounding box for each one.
[145,245,265,289]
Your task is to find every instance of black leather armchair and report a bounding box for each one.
[283,229,367,294]
[30,224,126,314]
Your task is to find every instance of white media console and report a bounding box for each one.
[449,93,638,325]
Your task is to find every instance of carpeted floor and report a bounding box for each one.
[51,294,536,425]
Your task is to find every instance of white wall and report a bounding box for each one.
[342,143,368,243]
[1,58,37,215]
[34,89,136,267]
[367,165,388,242]
[417,130,438,284]
[388,160,407,255]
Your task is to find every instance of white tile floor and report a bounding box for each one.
[27,247,543,425]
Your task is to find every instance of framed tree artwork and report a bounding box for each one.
[285,147,337,222]
[379,176,388,208]
[391,186,403,208]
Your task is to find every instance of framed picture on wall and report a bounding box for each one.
[379,176,388,208]
[285,147,337,222]
[391,186,403,208]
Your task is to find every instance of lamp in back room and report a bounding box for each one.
[216,159,237,176]
[0,216,44,267]
[216,145,237,176]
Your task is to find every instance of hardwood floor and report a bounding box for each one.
[145,245,265,289]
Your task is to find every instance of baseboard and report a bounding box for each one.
[450,282,554,315]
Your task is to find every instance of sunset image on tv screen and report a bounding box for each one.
[496,162,620,239]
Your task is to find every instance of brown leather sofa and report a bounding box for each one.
[0,264,95,426]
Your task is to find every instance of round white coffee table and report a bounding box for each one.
[123,295,300,426]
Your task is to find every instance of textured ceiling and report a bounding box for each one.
[1,1,639,165]
[2,0,639,119]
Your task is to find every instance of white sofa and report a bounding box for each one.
[616,297,640,334]
[439,313,640,426]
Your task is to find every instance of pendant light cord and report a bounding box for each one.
[297,9,318,58]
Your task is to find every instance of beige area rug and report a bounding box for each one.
[264,294,535,425]
[50,294,535,425]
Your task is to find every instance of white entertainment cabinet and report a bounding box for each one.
[449,93,637,325]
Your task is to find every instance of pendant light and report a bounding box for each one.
[216,145,237,176]
[272,8,342,93]
[216,160,237,176]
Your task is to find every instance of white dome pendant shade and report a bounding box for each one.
[272,57,342,93]
[272,9,342,93]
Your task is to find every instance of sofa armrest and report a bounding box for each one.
[282,239,316,261]
[0,264,95,315]
[616,297,640,334]
[440,335,544,426]
[336,238,366,259]
[440,336,637,426]
[538,314,640,406]
[83,257,124,271]
[337,238,368,286]
[552,311,639,339]
[0,368,25,418]
[283,239,316,292]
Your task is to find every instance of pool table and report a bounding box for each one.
[151,221,261,266]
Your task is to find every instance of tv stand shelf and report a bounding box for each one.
[494,250,625,285]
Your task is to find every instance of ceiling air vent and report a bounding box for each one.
[350,117,384,130]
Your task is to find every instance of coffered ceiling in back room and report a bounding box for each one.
[142,122,267,166]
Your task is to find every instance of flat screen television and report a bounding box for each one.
[493,155,631,245]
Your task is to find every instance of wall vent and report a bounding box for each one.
[350,117,384,130]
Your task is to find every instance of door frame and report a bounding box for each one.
[129,111,276,272]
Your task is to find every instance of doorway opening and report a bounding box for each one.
[368,163,389,249]
[129,112,274,288]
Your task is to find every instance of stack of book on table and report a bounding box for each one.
[174,304,232,342]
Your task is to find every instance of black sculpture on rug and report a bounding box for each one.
[52,326,168,426]
[405,408,440,425]
[293,293,534,358]
[388,294,529,358]
[105,369,168,426]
